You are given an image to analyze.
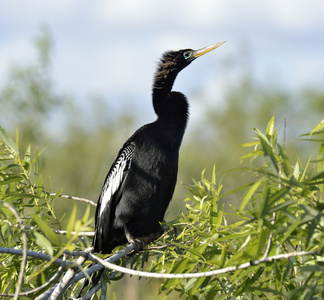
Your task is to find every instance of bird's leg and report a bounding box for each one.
[125,225,165,253]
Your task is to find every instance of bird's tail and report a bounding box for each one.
[77,266,104,298]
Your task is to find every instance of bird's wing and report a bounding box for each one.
[93,142,134,251]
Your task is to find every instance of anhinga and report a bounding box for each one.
[80,41,225,295]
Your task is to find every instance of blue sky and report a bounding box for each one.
[1,0,324,125]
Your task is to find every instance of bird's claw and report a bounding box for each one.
[126,228,163,253]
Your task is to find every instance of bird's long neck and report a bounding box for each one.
[151,59,189,149]
[152,60,179,114]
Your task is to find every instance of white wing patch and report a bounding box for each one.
[99,144,134,217]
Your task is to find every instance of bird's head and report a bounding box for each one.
[160,41,226,73]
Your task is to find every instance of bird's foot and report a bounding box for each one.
[126,227,164,253]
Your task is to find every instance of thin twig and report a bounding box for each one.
[0,201,27,300]
[32,186,97,207]
[4,220,95,236]
[49,193,97,207]
[25,224,94,236]
[147,241,192,251]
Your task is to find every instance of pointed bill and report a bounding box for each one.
[193,41,226,58]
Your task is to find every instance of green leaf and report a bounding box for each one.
[254,127,279,172]
[211,164,216,185]
[219,245,227,267]
[254,128,272,155]
[82,204,91,224]
[310,119,324,136]
[215,230,258,242]
[33,214,61,246]
[188,242,208,260]
[0,175,24,185]
[240,180,262,211]
[240,141,260,148]
[36,175,43,197]
[216,201,224,227]
[280,217,301,244]
[306,219,317,249]
[34,147,39,183]
[268,199,296,215]
[24,144,31,165]
[267,187,290,207]
[271,129,278,148]
[277,144,290,177]
[0,126,19,155]
[240,149,264,161]
[210,184,219,229]
[66,205,77,238]
[293,161,300,180]
[34,231,53,256]
[191,276,208,294]
[266,116,275,139]
[307,170,324,183]
[257,228,268,256]
[258,185,270,219]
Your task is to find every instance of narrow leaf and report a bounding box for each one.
[34,231,54,256]
[0,126,19,155]
[277,144,290,177]
[66,205,77,238]
[240,180,262,211]
[266,116,275,139]
[33,214,61,246]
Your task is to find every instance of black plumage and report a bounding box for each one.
[78,42,224,297]
[93,42,225,254]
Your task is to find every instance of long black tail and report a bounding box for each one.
[77,266,105,298]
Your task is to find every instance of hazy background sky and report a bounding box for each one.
[1,0,323,125]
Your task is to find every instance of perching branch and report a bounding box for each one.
[88,249,319,280]
[0,239,319,299]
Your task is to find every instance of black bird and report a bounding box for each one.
[79,41,224,296]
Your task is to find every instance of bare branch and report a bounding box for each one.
[0,232,319,298]
[3,219,95,236]
[27,225,95,237]
[50,193,97,207]
[88,249,319,280]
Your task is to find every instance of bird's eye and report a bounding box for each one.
[183,51,192,60]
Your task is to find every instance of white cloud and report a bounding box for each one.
[270,1,324,30]
[0,0,323,106]
[0,0,79,21]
